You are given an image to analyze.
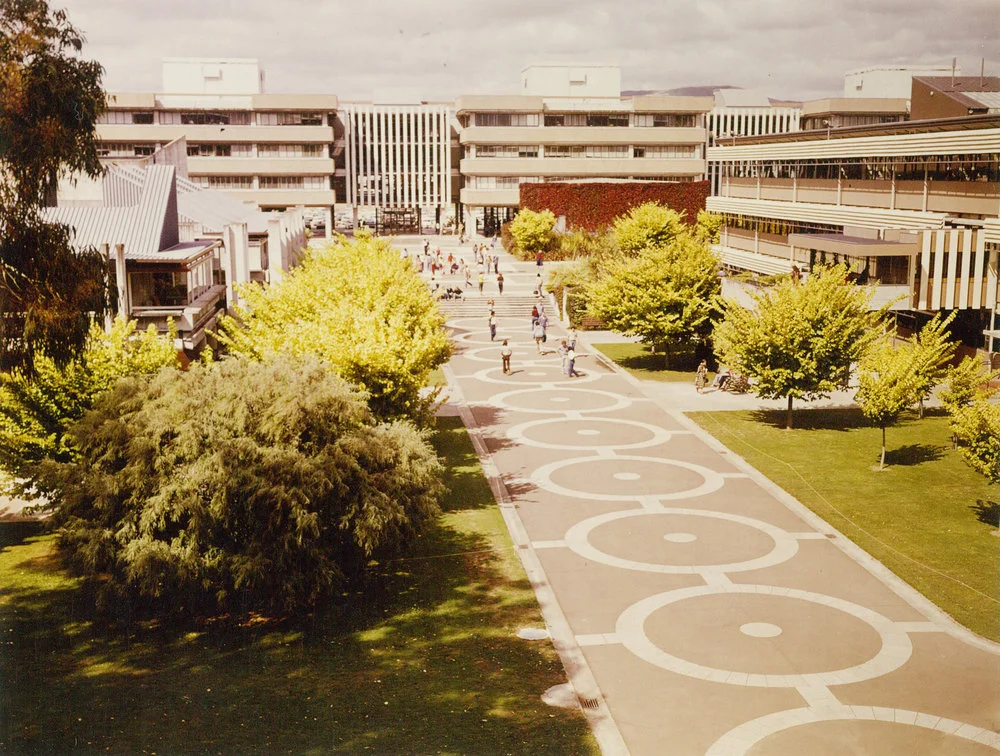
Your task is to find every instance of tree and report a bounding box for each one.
[949,399,1000,485]
[908,312,958,418]
[587,234,720,363]
[508,208,555,254]
[854,336,923,470]
[938,356,999,412]
[714,264,886,429]
[0,0,112,371]
[0,316,178,481]
[611,202,685,255]
[693,210,723,244]
[35,357,444,617]
[219,235,450,423]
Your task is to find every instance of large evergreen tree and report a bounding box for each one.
[0,0,111,370]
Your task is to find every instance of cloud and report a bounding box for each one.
[57,0,1000,101]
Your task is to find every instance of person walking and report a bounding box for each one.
[530,305,539,328]
[568,329,578,351]
[478,272,485,295]
[464,266,473,288]
[536,251,543,267]
[493,254,499,275]
[567,346,580,377]
[497,272,504,295]
[489,311,497,342]
[695,360,708,393]
[534,272,543,296]
[500,339,512,374]
[559,339,569,375]
[532,320,546,353]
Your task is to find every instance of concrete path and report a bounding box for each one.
[403,235,1000,755]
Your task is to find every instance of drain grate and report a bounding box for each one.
[579,697,602,711]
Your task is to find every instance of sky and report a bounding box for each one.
[57,0,1000,102]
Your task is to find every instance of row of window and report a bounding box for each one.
[470,112,699,128]
[190,176,330,190]
[465,175,696,189]
[470,144,699,159]
[721,154,1000,183]
[99,143,330,159]
[98,110,327,127]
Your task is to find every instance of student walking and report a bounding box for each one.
[559,339,569,375]
[489,311,497,341]
[533,321,546,353]
[567,346,580,377]
[500,339,512,374]
[497,272,504,295]
[695,360,708,393]
[478,272,485,294]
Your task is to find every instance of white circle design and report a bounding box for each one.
[471,365,601,386]
[617,585,912,688]
[493,388,633,415]
[663,533,698,543]
[563,509,798,574]
[706,706,1000,755]
[529,371,546,376]
[740,622,783,638]
[532,456,724,501]
[508,417,673,451]
[614,472,642,480]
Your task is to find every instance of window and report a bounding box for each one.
[633,113,697,127]
[475,144,539,158]
[586,114,629,127]
[474,113,539,127]
[636,145,699,158]
[129,270,189,307]
[257,143,327,158]
[187,144,233,157]
[97,143,158,157]
[543,113,587,127]
[191,176,254,190]
[256,112,324,126]
[132,112,154,124]
[584,145,629,158]
[166,111,251,125]
[545,145,584,158]
[97,111,154,125]
[467,176,522,189]
[258,175,329,190]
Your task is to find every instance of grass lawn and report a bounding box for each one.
[591,341,708,383]
[0,416,597,754]
[688,407,1000,642]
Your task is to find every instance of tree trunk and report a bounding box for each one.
[662,342,672,370]
[786,395,793,430]
[918,395,925,419]
[880,425,886,470]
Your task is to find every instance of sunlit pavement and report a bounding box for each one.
[395,234,1000,755]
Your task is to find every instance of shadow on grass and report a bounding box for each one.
[971,499,1000,530]
[750,406,867,431]
[0,514,592,754]
[885,444,945,467]
[0,520,45,553]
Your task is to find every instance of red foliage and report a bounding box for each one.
[519,181,711,231]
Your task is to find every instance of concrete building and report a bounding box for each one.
[339,94,457,235]
[800,98,910,131]
[456,65,713,234]
[843,64,957,99]
[706,113,1000,353]
[97,59,338,234]
[911,76,1000,121]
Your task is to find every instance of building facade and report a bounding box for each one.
[456,65,713,234]
[98,59,338,233]
[706,114,1000,352]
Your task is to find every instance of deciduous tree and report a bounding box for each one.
[908,312,958,418]
[714,265,886,429]
[0,0,111,370]
[611,202,685,255]
[854,336,923,469]
[508,208,556,254]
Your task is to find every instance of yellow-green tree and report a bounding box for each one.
[508,208,556,254]
[908,312,958,417]
[611,202,685,255]
[219,235,450,422]
[586,234,720,363]
[940,356,1000,484]
[714,265,886,429]
[854,336,924,470]
[0,317,179,477]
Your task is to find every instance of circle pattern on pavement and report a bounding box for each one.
[617,585,912,688]
[508,417,673,451]
[533,456,724,501]
[563,509,799,574]
[493,388,633,415]
[473,365,601,386]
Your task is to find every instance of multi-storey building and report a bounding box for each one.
[706,113,1000,353]
[339,96,457,234]
[97,59,338,233]
[456,65,712,233]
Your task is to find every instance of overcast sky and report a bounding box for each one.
[58,0,1000,102]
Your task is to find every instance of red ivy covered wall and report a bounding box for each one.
[519,181,711,231]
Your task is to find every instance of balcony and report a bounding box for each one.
[460,157,705,177]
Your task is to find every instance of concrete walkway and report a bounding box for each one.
[405,235,1000,755]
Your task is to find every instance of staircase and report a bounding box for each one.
[436,294,552,322]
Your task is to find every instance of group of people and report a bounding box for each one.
[492,304,581,377]
[695,361,735,393]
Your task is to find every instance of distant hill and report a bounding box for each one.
[622,85,740,97]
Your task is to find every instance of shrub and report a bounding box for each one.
[611,202,686,255]
[37,358,444,617]
[507,209,556,256]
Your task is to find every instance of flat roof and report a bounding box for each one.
[788,232,919,257]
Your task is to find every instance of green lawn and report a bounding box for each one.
[0,416,597,754]
[688,408,1000,641]
[591,341,708,383]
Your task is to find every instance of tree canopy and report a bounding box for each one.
[714,264,886,428]
[0,0,111,370]
[219,235,451,423]
[611,202,686,255]
[36,357,444,617]
[507,208,556,254]
[586,233,720,359]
